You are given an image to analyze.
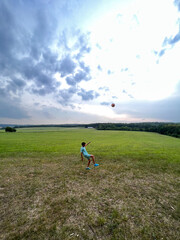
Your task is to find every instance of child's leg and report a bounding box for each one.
[90,155,95,164]
[87,159,91,167]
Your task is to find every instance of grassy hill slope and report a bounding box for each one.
[0,128,179,239]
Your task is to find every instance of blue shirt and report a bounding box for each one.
[80,146,91,159]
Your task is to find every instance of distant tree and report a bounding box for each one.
[5,127,16,132]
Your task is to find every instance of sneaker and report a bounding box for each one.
[86,167,91,170]
[94,163,99,167]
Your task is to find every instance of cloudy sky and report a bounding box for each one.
[0,0,180,124]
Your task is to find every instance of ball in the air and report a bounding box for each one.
[111,103,115,107]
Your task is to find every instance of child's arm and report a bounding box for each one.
[81,152,84,161]
[85,141,91,146]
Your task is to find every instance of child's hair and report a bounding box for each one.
[81,142,86,147]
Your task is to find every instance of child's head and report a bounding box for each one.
[81,142,86,147]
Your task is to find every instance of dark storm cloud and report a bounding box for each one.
[0,87,8,100]
[29,80,56,96]
[77,89,100,101]
[59,30,92,87]
[65,60,91,86]
[0,2,13,57]
[0,0,93,120]
[0,0,58,86]
[0,94,29,119]
[41,49,61,74]
[58,55,77,77]
[19,59,60,96]
[66,69,91,86]
[24,2,58,61]
[6,78,26,94]
[0,1,23,76]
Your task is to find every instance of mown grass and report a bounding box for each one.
[0,128,180,240]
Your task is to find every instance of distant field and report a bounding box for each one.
[0,128,179,239]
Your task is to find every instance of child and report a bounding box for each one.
[80,141,99,170]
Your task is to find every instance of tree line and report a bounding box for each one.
[91,122,180,138]
[2,122,180,138]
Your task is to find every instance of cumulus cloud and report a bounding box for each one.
[58,87,77,102]
[59,55,77,77]
[174,0,180,11]
[121,68,128,72]
[157,49,166,57]
[99,86,109,92]
[74,32,91,60]
[59,31,92,86]
[96,43,102,49]
[100,102,110,106]
[77,89,100,101]
[122,90,134,99]
[97,65,102,71]
[107,70,113,75]
[66,66,91,86]
[155,1,180,58]
[163,28,180,46]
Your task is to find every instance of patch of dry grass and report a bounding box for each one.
[0,155,179,240]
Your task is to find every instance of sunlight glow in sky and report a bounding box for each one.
[0,0,180,124]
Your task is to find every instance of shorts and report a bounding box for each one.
[84,154,91,160]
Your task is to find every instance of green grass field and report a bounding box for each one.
[0,128,179,240]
